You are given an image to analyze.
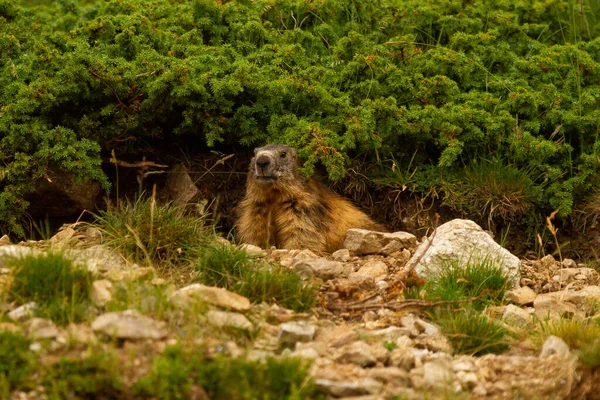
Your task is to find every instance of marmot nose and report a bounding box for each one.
[256,156,270,170]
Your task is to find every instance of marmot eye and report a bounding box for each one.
[280,151,287,158]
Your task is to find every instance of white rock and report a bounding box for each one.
[169,283,251,311]
[65,245,125,273]
[8,302,37,321]
[343,229,418,255]
[206,310,253,331]
[91,310,167,339]
[540,335,571,359]
[91,279,113,307]
[534,291,579,319]
[278,321,316,346]
[409,219,520,288]
[23,318,59,340]
[0,246,37,268]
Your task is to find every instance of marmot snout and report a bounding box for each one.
[235,144,385,253]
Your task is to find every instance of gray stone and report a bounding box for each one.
[292,258,352,280]
[365,326,413,344]
[367,367,410,386]
[409,219,520,288]
[66,323,97,345]
[65,245,126,273]
[91,310,167,340]
[169,283,251,311]
[335,341,379,367]
[502,304,531,327]
[423,358,454,387]
[540,335,571,359]
[278,321,316,346]
[331,248,351,262]
[352,260,388,280]
[23,318,59,340]
[206,310,253,331]
[91,279,113,307]
[314,379,369,397]
[240,243,266,257]
[8,302,37,321]
[388,346,417,370]
[164,163,201,208]
[505,286,537,305]
[562,258,577,269]
[343,229,417,255]
[534,291,581,319]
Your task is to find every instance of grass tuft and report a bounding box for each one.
[409,257,511,309]
[0,331,35,397]
[7,252,95,325]
[442,158,541,223]
[433,307,510,356]
[134,345,318,400]
[194,244,318,312]
[92,195,211,269]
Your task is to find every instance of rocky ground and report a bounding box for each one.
[1,218,600,399]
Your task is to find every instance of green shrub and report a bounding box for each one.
[7,252,95,325]
[0,331,35,397]
[194,244,317,312]
[2,0,600,236]
[43,350,125,400]
[92,196,210,268]
[434,307,510,356]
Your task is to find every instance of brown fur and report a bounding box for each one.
[235,144,385,254]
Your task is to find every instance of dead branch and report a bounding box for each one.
[103,159,169,169]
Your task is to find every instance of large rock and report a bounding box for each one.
[169,284,251,311]
[343,229,417,255]
[409,219,520,287]
[164,163,201,208]
[91,310,167,340]
[505,286,537,305]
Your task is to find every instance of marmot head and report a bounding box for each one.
[251,144,299,185]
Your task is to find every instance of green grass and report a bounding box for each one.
[7,252,95,325]
[442,158,541,224]
[194,244,318,312]
[0,331,35,397]
[92,195,211,269]
[580,340,600,368]
[536,318,600,350]
[134,345,319,400]
[433,307,510,356]
[43,350,125,400]
[198,356,318,400]
[105,280,174,319]
[407,257,511,309]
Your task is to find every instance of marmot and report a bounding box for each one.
[235,144,385,254]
